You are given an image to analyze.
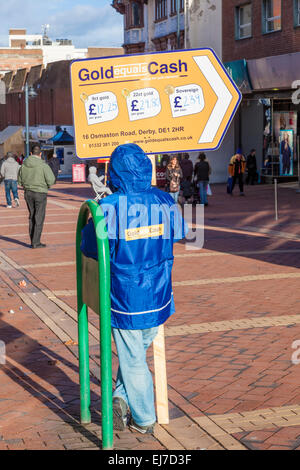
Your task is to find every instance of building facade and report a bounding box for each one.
[0,29,124,73]
[223,0,300,179]
[112,0,222,56]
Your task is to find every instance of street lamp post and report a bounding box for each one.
[24,83,38,158]
[25,83,29,158]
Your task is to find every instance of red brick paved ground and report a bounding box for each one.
[0,180,300,450]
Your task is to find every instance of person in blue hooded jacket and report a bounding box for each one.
[81,143,188,434]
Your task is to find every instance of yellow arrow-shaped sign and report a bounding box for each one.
[70,48,242,159]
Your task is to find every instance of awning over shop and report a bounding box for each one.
[247,52,300,91]
[48,127,74,145]
[224,59,252,94]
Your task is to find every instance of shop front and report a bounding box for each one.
[226,52,300,184]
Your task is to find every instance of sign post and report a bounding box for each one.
[70,49,241,160]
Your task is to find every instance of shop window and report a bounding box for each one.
[295,0,300,26]
[125,2,143,28]
[170,0,184,14]
[236,4,252,39]
[262,0,281,33]
[155,0,167,21]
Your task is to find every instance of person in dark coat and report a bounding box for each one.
[228,149,246,196]
[180,153,193,203]
[246,149,257,185]
[47,151,60,182]
[194,153,211,206]
[180,154,193,181]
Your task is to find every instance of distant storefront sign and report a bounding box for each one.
[72,163,86,183]
[156,166,166,188]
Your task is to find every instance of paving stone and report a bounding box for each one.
[1,183,300,450]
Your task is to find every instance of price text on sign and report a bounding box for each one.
[70,49,242,159]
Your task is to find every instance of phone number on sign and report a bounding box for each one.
[88,142,120,148]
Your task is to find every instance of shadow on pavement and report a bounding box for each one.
[0,312,103,447]
[182,185,300,270]
[0,236,31,249]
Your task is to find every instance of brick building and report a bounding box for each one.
[0,29,124,73]
[222,0,300,179]
[223,0,300,62]
[112,0,222,56]
[0,48,43,74]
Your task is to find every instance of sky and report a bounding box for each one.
[0,0,124,48]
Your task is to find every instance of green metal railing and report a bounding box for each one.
[76,199,113,450]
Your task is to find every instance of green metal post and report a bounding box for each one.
[76,200,113,450]
[76,205,91,424]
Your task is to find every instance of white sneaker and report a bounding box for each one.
[15,198,20,207]
[7,205,12,208]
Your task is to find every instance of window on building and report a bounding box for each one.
[236,4,252,39]
[125,1,143,28]
[295,0,300,26]
[155,0,167,21]
[170,0,184,14]
[263,0,281,33]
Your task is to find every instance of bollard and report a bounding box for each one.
[76,200,113,450]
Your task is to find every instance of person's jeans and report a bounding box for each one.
[24,190,47,246]
[4,179,18,206]
[198,181,208,205]
[112,326,159,426]
[169,191,179,203]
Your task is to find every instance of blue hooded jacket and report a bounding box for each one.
[80,144,187,330]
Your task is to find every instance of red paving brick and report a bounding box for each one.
[0,182,300,450]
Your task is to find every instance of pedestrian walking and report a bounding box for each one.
[47,151,60,182]
[246,149,257,185]
[0,152,20,208]
[80,144,187,434]
[16,153,25,165]
[166,156,183,203]
[228,150,246,196]
[18,145,55,248]
[180,153,193,181]
[194,152,211,206]
[0,155,5,186]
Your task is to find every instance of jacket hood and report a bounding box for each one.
[89,166,97,175]
[23,155,44,168]
[6,156,18,165]
[109,144,152,193]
